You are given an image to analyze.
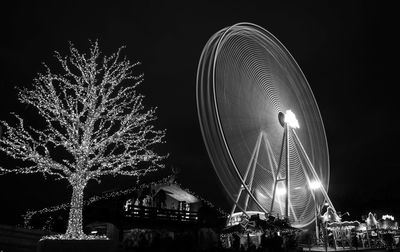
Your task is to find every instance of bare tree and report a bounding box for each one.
[0,42,166,239]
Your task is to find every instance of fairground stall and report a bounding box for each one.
[324,211,399,250]
[221,212,300,251]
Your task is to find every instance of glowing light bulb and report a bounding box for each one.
[276,186,287,196]
[284,110,300,129]
[309,180,322,190]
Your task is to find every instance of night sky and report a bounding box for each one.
[0,2,398,226]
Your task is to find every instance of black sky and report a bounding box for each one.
[0,1,398,225]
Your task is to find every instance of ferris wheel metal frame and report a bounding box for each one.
[228,114,335,219]
[197,22,336,228]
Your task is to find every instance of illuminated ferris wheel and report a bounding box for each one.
[196,23,335,228]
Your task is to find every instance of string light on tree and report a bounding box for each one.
[23,174,228,229]
[0,41,166,240]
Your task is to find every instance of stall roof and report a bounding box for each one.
[157,184,200,203]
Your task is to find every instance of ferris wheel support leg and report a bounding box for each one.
[297,152,319,240]
[230,187,244,219]
[263,134,284,216]
[263,133,278,168]
[298,153,317,206]
[230,145,270,214]
[244,136,261,211]
[270,126,287,214]
[285,124,290,219]
[227,200,251,226]
[291,129,336,213]
[229,132,262,217]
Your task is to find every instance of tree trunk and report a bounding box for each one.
[66,182,86,239]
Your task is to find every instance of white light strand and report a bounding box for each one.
[0,41,167,240]
[22,175,228,229]
[22,175,175,228]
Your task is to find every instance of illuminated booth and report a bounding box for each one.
[323,211,400,250]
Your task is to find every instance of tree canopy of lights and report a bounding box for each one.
[0,42,166,240]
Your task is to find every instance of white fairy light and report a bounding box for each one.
[0,41,166,240]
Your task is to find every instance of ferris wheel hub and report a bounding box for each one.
[284,110,300,129]
[278,110,300,129]
[278,112,285,127]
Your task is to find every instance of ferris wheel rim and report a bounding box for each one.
[211,22,330,191]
